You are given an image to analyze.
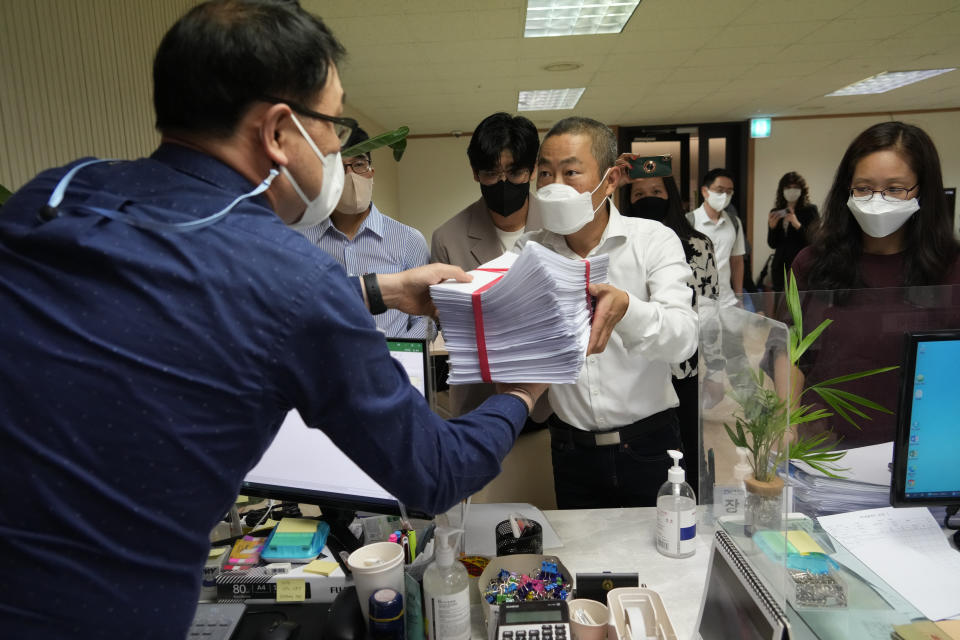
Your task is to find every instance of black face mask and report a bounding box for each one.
[480,179,530,217]
[627,196,669,222]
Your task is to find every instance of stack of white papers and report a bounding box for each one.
[785,443,892,516]
[430,241,608,384]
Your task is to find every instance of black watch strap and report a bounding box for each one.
[362,273,387,315]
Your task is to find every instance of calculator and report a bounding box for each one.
[496,600,570,640]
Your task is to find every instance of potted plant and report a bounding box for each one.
[723,270,897,531]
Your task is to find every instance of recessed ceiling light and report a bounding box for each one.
[543,61,583,72]
[524,0,641,38]
[518,88,586,111]
[825,69,956,96]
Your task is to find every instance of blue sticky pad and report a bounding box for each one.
[261,521,330,562]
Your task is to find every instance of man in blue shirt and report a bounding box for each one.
[300,127,430,338]
[0,1,545,637]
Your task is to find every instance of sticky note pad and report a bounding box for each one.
[275,578,306,602]
[276,518,319,534]
[786,530,825,554]
[303,559,340,576]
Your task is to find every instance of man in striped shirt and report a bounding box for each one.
[300,127,430,337]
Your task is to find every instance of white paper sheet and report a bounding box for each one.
[818,507,960,621]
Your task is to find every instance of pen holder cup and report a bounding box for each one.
[495,519,543,556]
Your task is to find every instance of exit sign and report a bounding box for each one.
[751,118,772,138]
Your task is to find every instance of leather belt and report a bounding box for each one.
[548,410,673,448]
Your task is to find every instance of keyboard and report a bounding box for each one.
[187,602,246,639]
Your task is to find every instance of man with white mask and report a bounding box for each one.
[517,116,697,509]
[300,127,430,337]
[0,2,548,637]
[689,168,744,309]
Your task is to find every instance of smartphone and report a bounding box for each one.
[628,154,672,179]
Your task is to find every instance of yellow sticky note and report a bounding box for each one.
[786,530,825,554]
[276,518,319,534]
[275,578,306,602]
[935,620,960,639]
[208,546,228,559]
[303,559,340,576]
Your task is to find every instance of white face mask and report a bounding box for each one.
[530,168,611,235]
[846,193,919,238]
[336,172,374,215]
[783,188,801,203]
[279,113,345,229]
[706,189,732,212]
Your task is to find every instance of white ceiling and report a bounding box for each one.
[303,0,960,134]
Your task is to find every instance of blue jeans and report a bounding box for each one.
[548,410,683,509]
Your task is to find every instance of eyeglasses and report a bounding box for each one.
[261,95,359,146]
[477,167,532,186]
[709,186,735,196]
[344,158,372,175]
[850,185,918,202]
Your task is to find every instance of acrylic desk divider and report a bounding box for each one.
[697,284,960,639]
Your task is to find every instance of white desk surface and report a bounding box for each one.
[541,507,711,640]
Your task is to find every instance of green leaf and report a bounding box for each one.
[829,388,895,414]
[0,184,12,206]
[341,126,410,160]
[793,318,832,362]
[786,268,803,336]
[810,365,898,389]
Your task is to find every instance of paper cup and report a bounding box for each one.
[346,541,405,626]
[568,599,609,640]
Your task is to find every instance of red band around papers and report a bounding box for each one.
[471,270,507,383]
[583,259,593,319]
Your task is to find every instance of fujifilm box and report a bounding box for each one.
[217,559,351,603]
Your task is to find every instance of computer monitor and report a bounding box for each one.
[241,338,433,518]
[891,329,960,507]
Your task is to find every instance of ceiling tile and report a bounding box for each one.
[711,21,824,48]
[736,0,861,24]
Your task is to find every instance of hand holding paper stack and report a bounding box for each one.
[430,241,608,384]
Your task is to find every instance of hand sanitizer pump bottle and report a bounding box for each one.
[656,450,697,558]
[423,527,470,640]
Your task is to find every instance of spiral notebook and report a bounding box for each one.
[695,530,790,640]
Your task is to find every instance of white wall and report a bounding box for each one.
[750,111,960,279]
[0,0,195,191]
[395,135,478,247]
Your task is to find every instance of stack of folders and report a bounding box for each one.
[430,241,608,385]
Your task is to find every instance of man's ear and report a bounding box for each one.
[602,165,621,198]
[259,103,295,167]
[472,169,481,184]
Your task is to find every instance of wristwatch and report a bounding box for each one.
[362,273,387,315]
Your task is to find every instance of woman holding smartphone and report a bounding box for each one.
[766,171,818,291]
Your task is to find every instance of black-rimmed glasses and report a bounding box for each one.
[344,158,372,175]
[261,95,358,146]
[850,185,918,202]
[477,167,532,186]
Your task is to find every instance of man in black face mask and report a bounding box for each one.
[431,111,546,418]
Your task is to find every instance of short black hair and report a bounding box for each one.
[467,112,539,172]
[701,168,735,189]
[542,117,617,174]
[154,0,345,138]
[344,127,370,161]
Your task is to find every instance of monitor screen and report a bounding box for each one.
[241,338,433,517]
[891,330,960,507]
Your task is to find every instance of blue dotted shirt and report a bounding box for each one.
[0,144,527,639]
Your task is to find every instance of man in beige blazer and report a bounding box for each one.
[431,112,546,418]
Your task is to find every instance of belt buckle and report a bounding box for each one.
[594,431,621,446]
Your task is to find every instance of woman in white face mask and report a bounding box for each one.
[770,121,960,448]
[764,171,819,292]
[794,121,958,292]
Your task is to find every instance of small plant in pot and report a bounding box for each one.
[723,271,897,532]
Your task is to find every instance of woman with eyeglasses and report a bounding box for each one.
[766,171,818,292]
[794,121,958,292]
[769,121,960,446]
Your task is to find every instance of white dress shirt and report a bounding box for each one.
[517,201,697,431]
[690,204,745,308]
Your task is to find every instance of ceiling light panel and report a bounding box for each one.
[518,88,586,111]
[826,69,956,96]
[525,0,641,38]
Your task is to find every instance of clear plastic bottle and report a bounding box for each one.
[656,449,697,558]
[423,527,470,640]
